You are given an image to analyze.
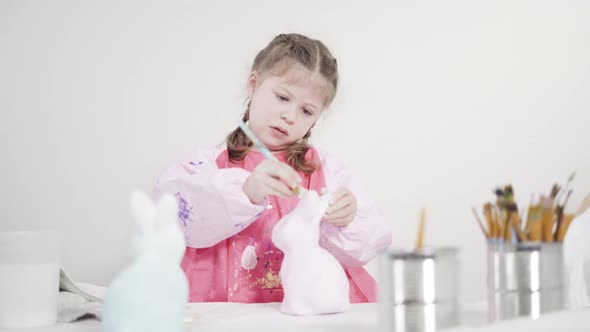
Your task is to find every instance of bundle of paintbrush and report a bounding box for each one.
[472,172,578,243]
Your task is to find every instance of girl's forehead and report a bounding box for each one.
[266,64,330,104]
[274,63,327,88]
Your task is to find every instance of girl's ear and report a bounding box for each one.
[247,71,259,99]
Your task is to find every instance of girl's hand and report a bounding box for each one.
[243,159,301,204]
[324,188,357,227]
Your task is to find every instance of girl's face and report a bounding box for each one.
[247,63,329,152]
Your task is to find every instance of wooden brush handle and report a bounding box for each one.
[415,209,426,250]
[556,214,575,242]
[529,221,543,242]
[541,208,555,242]
[484,207,494,238]
[511,214,528,242]
[500,210,507,241]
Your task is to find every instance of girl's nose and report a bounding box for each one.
[280,108,297,124]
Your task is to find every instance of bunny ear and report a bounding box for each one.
[129,190,156,232]
[155,194,179,227]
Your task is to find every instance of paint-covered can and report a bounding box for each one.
[378,247,460,332]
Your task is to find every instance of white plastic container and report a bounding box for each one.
[0,231,60,328]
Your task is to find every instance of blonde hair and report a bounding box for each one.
[226,33,339,174]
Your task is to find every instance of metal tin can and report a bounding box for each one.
[487,241,564,321]
[379,247,460,332]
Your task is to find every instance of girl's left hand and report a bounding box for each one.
[324,188,357,227]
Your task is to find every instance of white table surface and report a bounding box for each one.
[0,303,587,332]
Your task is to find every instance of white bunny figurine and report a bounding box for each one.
[102,191,188,332]
[271,190,350,315]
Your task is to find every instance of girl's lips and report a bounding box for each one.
[271,126,288,136]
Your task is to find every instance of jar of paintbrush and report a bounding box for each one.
[379,209,460,332]
[472,181,576,321]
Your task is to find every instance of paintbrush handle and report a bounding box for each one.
[472,207,489,238]
[556,214,575,241]
[541,208,555,242]
[238,121,279,161]
[416,209,426,250]
[238,120,310,196]
[483,207,493,238]
[504,211,512,242]
[511,214,528,242]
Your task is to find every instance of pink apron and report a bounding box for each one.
[180,147,377,303]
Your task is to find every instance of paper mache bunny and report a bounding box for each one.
[271,189,350,315]
[102,191,188,332]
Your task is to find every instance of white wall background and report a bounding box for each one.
[1,0,589,303]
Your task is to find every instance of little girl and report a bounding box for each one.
[153,33,391,303]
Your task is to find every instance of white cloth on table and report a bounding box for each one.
[57,271,107,323]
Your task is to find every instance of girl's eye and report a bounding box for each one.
[276,94,288,102]
[303,109,313,116]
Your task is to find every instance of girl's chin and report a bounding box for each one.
[263,139,296,152]
[266,144,289,152]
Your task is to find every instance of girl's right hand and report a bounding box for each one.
[243,159,301,205]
